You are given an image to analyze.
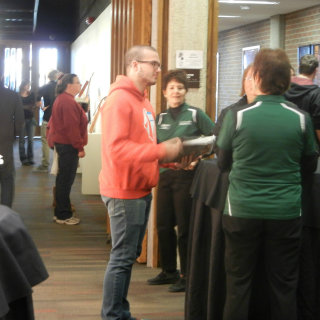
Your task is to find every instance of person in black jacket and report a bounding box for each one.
[285,54,320,320]
[285,54,320,142]
[34,70,60,172]
[0,85,24,207]
[213,64,255,146]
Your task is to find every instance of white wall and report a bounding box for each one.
[71,5,112,133]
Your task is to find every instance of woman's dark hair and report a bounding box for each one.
[163,69,188,91]
[252,48,291,95]
[19,80,30,94]
[56,73,77,95]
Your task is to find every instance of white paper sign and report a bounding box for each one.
[176,50,203,69]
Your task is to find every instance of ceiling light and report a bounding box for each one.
[219,15,241,18]
[219,0,279,4]
[240,5,250,10]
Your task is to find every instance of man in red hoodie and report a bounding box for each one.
[99,45,182,320]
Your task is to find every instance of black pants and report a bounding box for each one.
[54,144,79,220]
[0,163,15,208]
[157,169,194,276]
[222,215,301,320]
[2,295,34,320]
[298,226,320,320]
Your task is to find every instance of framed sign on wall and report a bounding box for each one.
[242,45,260,72]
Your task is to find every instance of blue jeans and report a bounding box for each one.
[19,118,35,162]
[101,193,152,320]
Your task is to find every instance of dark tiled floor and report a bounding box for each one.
[12,139,184,320]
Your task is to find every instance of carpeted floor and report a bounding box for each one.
[11,139,184,320]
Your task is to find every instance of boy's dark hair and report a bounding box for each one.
[299,54,319,75]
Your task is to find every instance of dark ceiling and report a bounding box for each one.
[0,0,79,42]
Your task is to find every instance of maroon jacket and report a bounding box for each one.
[47,92,88,152]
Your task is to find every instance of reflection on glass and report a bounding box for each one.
[4,47,23,91]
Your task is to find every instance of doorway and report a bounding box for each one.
[38,47,58,126]
[0,40,70,135]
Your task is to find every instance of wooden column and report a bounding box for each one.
[111,0,152,82]
[156,0,169,115]
[206,0,219,121]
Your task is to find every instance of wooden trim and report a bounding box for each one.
[111,0,152,83]
[149,0,170,268]
[156,0,169,115]
[206,0,219,121]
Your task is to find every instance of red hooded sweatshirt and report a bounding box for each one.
[99,76,167,199]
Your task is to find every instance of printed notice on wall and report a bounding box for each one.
[176,50,203,69]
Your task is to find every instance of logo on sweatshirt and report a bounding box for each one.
[143,109,156,141]
[159,124,171,130]
[179,120,192,126]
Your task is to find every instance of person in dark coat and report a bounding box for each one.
[34,70,60,172]
[0,85,24,207]
[285,54,320,320]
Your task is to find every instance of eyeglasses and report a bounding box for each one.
[136,60,161,69]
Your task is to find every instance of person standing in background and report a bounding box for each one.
[147,69,215,293]
[285,54,320,142]
[217,48,318,320]
[18,80,39,166]
[99,45,182,320]
[47,73,87,226]
[34,70,60,172]
[285,54,320,320]
[212,64,255,140]
[0,84,24,207]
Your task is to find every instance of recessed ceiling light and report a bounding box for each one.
[219,15,241,18]
[219,0,279,4]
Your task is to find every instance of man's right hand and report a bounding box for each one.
[160,137,183,163]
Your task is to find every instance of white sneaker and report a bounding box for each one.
[55,216,80,225]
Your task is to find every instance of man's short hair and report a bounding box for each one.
[125,45,157,69]
[48,70,59,81]
[299,54,319,75]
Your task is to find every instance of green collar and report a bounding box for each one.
[255,95,286,103]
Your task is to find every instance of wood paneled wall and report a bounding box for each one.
[156,0,170,114]
[206,0,219,120]
[111,0,152,82]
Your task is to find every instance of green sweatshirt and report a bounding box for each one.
[156,103,214,142]
[156,103,215,172]
[217,95,318,220]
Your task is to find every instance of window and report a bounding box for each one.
[4,47,23,91]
